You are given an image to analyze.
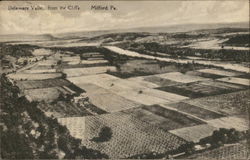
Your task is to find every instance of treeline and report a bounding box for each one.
[126,42,250,62]
[87,32,150,42]
[0,43,38,58]
[0,74,108,159]
[223,34,250,47]
[50,46,102,55]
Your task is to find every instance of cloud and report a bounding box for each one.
[0,1,248,35]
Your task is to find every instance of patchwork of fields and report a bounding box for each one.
[6,47,249,159]
[59,112,187,158]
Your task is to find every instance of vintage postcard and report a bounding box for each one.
[0,0,249,159]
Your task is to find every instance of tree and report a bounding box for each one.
[91,126,113,142]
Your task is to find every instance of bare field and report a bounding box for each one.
[67,74,120,90]
[7,73,62,80]
[207,116,249,131]
[24,87,61,102]
[169,124,217,142]
[70,83,141,112]
[32,48,53,56]
[68,74,148,93]
[58,117,86,140]
[63,66,117,77]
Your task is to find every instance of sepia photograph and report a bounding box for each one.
[0,0,249,159]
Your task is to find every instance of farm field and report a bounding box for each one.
[157,81,240,98]
[58,117,86,139]
[197,68,243,77]
[24,87,61,102]
[198,80,245,90]
[37,59,57,66]
[87,57,106,61]
[38,100,105,118]
[206,116,249,131]
[81,52,105,59]
[155,72,209,83]
[67,73,120,86]
[237,73,250,79]
[63,66,117,77]
[87,90,142,112]
[217,77,250,86]
[68,73,189,106]
[61,59,110,68]
[69,83,141,112]
[67,73,152,93]
[61,63,110,69]
[117,91,171,105]
[108,59,207,78]
[61,56,81,62]
[117,60,180,74]
[21,69,56,73]
[98,78,149,93]
[123,105,203,131]
[60,112,187,158]
[15,78,83,93]
[143,75,182,87]
[184,90,250,115]
[16,78,70,89]
[186,142,249,159]
[80,60,109,64]
[167,102,224,120]
[32,48,54,56]
[7,72,62,80]
[140,88,188,103]
[169,124,217,142]
[125,76,160,88]
[186,70,225,79]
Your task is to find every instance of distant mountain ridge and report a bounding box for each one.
[0,22,248,42]
[54,22,249,39]
[0,34,56,42]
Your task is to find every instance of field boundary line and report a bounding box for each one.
[159,104,207,123]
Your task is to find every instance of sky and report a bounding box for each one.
[0,1,249,35]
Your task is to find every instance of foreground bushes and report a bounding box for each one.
[0,74,108,159]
